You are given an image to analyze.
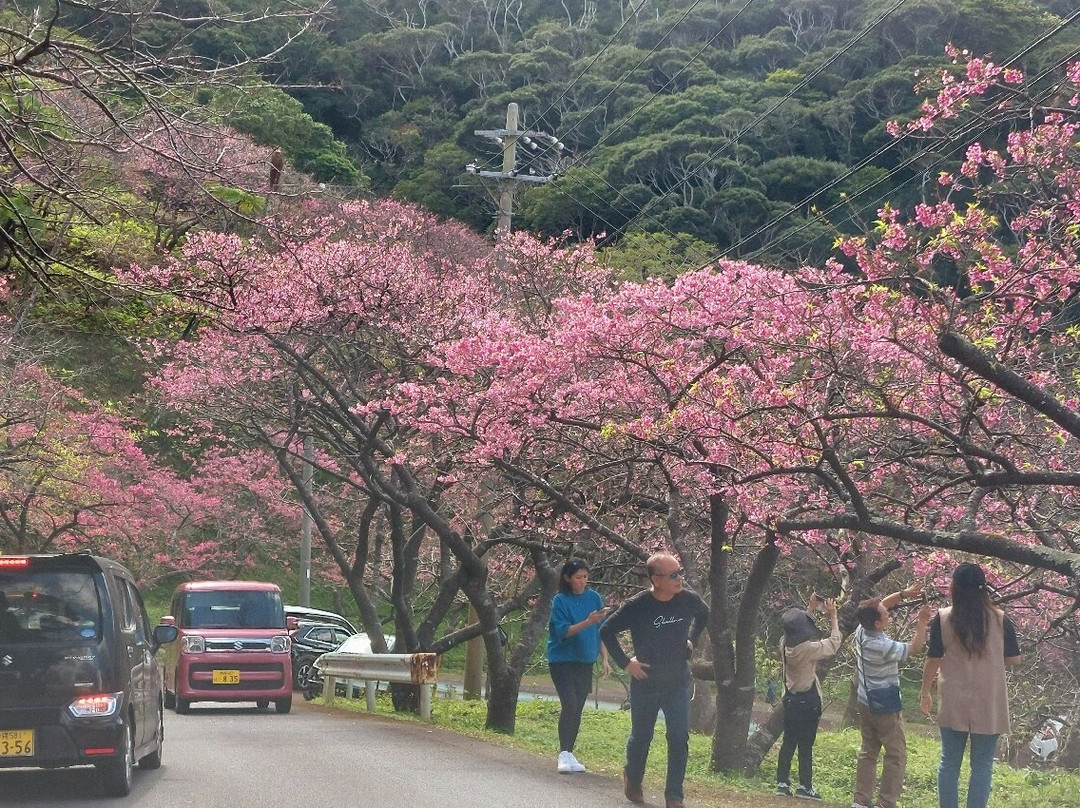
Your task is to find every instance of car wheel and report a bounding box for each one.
[293,654,317,689]
[175,697,191,715]
[275,696,292,714]
[138,702,164,769]
[98,721,134,797]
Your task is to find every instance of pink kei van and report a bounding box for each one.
[161,581,293,714]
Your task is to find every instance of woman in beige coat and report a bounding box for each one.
[920,563,1022,808]
[776,594,840,800]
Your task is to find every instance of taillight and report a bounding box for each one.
[69,693,121,717]
[0,557,30,568]
[181,635,205,653]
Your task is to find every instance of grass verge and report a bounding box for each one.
[309,692,1078,808]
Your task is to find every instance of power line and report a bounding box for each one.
[516,0,915,272]
[517,0,759,259]
[729,6,1080,263]
[527,1,664,142]
[473,0,713,179]
[568,0,758,169]
[744,46,1080,266]
[522,0,915,277]
[505,0,760,272]
[609,0,915,242]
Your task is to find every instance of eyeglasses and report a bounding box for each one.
[652,569,684,580]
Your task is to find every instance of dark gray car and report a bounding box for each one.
[289,623,356,689]
[0,552,177,797]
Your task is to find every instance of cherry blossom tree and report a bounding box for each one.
[379,48,1080,758]
[0,331,226,577]
[121,50,1080,762]
[125,199,617,730]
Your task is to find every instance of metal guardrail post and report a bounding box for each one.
[314,652,440,721]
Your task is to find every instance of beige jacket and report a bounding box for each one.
[782,625,842,694]
[936,606,1010,734]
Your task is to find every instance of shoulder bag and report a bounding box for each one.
[858,634,903,714]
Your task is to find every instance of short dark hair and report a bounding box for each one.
[856,598,883,630]
[559,559,590,593]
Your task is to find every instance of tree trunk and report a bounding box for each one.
[485,663,522,733]
[463,604,485,699]
[481,547,560,733]
[1057,722,1080,770]
[742,703,785,775]
[707,496,781,772]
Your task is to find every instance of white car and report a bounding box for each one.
[1029,717,1065,762]
[335,632,395,655]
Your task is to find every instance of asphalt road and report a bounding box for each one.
[0,700,638,808]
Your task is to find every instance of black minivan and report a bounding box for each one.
[0,552,178,796]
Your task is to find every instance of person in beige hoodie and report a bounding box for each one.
[920,563,1022,808]
[776,594,841,801]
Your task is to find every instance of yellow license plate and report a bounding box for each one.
[212,669,240,685]
[0,729,34,757]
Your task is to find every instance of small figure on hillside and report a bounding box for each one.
[547,558,610,774]
[920,563,1022,808]
[600,552,709,808]
[850,582,931,808]
[775,593,840,801]
[268,148,284,192]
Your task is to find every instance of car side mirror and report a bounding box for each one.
[153,624,179,647]
[286,616,299,631]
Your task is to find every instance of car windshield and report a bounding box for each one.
[0,571,101,642]
[180,590,284,629]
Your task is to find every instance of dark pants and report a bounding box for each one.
[550,661,594,752]
[625,677,691,801]
[777,688,823,789]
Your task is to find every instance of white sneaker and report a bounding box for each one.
[557,751,586,773]
[557,751,574,773]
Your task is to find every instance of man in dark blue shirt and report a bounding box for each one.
[601,553,709,808]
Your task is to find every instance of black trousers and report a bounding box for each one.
[777,688,823,789]
[549,661,594,752]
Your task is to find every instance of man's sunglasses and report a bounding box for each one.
[652,569,684,580]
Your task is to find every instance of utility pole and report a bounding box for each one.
[461,105,561,699]
[299,434,313,607]
[468,102,562,236]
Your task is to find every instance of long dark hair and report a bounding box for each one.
[950,562,994,656]
[559,559,589,594]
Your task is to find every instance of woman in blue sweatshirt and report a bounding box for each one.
[547,558,610,773]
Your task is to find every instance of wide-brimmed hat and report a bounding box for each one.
[782,608,820,647]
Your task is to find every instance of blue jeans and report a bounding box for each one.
[626,677,691,801]
[938,727,999,808]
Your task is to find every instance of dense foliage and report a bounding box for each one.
[218,0,1080,263]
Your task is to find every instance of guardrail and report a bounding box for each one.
[313,651,440,720]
